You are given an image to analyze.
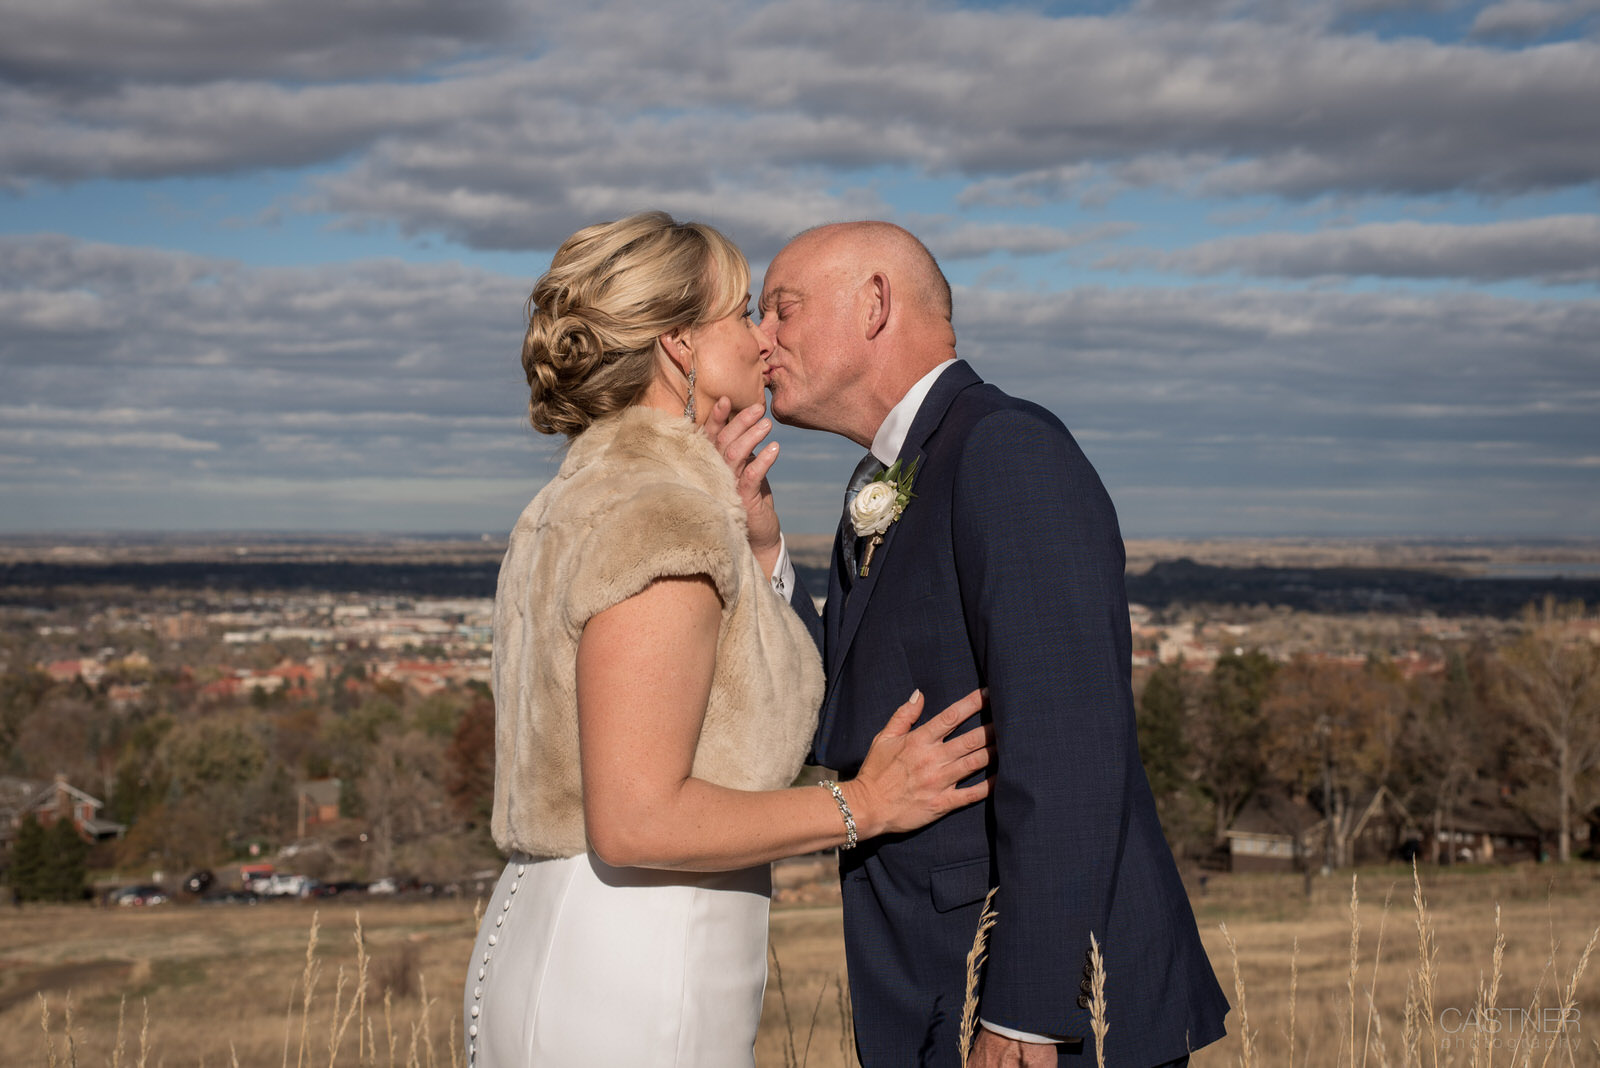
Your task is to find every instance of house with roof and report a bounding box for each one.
[1225,785,1420,872]
[0,774,126,867]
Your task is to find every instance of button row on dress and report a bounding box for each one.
[470,867,522,1066]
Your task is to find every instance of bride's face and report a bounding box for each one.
[687,297,772,414]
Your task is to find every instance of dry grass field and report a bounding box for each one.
[4,864,1598,1067]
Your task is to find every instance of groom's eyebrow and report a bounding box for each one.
[759,286,795,312]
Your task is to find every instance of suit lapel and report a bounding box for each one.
[823,360,982,691]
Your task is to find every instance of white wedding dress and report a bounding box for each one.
[464,851,771,1067]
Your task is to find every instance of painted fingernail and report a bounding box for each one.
[910,689,922,703]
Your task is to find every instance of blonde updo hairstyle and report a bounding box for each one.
[522,211,750,438]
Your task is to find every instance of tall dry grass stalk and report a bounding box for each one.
[958,887,999,1067]
[769,943,800,1068]
[38,993,58,1068]
[1220,922,1257,1068]
[1288,935,1299,1068]
[1412,861,1440,1068]
[1359,883,1394,1068]
[109,997,123,1068]
[1470,904,1505,1068]
[1349,875,1361,1068]
[296,910,322,1068]
[1087,931,1108,1068]
[1536,924,1597,1068]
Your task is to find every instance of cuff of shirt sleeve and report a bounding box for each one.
[769,535,795,598]
[980,1018,1068,1044]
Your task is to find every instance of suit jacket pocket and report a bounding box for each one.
[929,856,992,913]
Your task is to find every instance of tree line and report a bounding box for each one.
[1138,600,1600,864]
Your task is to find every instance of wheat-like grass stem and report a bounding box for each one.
[1411,863,1438,1068]
[39,993,58,1068]
[1088,932,1109,1068]
[958,888,999,1067]
[420,972,436,1068]
[137,997,150,1068]
[63,994,78,1068]
[1349,875,1361,1068]
[1220,923,1255,1068]
[384,988,397,1068]
[1537,923,1597,1068]
[769,942,799,1068]
[1288,936,1299,1068]
[1361,883,1395,1068]
[298,911,322,1068]
[1402,977,1419,1068]
[113,994,127,1068]
[1472,903,1506,1068]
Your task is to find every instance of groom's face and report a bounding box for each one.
[757,238,861,435]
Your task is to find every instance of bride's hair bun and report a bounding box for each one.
[521,211,749,438]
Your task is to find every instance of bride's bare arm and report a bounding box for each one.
[576,574,991,871]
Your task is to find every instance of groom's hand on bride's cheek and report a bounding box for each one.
[708,399,783,555]
[700,396,735,442]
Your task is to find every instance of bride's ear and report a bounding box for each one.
[658,328,693,375]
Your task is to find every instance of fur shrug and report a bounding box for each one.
[489,405,824,860]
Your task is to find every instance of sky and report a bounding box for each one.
[0,0,1596,538]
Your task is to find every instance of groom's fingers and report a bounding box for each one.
[743,440,780,486]
[701,396,734,441]
[720,410,772,472]
[714,402,766,458]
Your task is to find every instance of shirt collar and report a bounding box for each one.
[869,359,957,467]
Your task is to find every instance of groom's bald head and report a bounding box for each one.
[759,221,957,446]
[787,222,952,323]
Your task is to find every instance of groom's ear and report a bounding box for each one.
[864,271,891,340]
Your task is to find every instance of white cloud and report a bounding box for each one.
[1108,215,1600,282]
[3,0,1597,234]
[1470,0,1600,39]
[3,234,1596,533]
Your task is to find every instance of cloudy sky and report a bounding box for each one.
[1,0,1596,537]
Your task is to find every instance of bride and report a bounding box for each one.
[464,212,992,1067]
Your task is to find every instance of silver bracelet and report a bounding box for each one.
[818,779,858,850]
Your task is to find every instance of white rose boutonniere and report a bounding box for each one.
[848,458,918,577]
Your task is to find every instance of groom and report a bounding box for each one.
[719,222,1228,1066]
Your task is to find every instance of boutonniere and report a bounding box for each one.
[849,458,918,578]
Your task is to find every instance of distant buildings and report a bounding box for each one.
[0,773,126,870]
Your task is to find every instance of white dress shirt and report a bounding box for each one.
[768,360,1062,1047]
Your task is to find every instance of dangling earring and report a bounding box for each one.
[683,366,697,422]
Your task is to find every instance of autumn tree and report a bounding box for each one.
[1189,651,1277,847]
[1137,663,1209,856]
[1262,656,1409,868]
[446,695,496,826]
[1496,600,1600,862]
[360,729,453,877]
[1397,648,1498,865]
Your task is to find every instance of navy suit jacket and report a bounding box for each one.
[791,362,1228,1066]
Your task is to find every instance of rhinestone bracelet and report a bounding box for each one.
[818,779,858,850]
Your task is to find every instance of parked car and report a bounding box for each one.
[366,877,398,895]
[310,880,368,898]
[110,884,168,907]
[183,869,215,895]
[258,873,318,898]
[199,889,261,906]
